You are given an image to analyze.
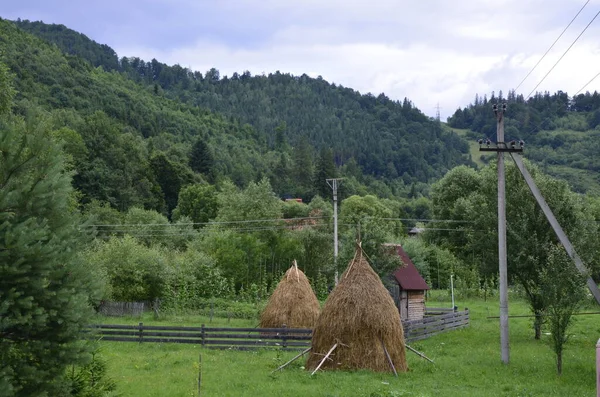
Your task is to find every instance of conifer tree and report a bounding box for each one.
[313,147,336,199]
[0,87,94,395]
[189,138,215,180]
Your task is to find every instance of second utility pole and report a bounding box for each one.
[495,103,510,364]
[326,178,343,285]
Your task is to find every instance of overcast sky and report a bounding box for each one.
[4,0,600,119]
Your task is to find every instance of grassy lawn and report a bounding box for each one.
[99,295,599,396]
[448,127,493,168]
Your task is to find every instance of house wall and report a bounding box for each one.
[399,290,408,320]
[407,291,425,321]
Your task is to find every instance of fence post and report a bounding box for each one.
[201,324,206,347]
[281,324,288,349]
[138,322,143,344]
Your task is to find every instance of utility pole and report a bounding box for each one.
[496,103,509,365]
[480,103,516,364]
[434,103,441,122]
[326,178,343,285]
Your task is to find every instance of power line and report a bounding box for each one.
[515,0,591,92]
[526,9,600,100]
[86,216,477,230]
[86,216,330,228]
[574,70,600,96]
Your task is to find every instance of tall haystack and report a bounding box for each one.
[306,245,408,373]
[259,262,320,329]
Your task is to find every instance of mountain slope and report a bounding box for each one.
[448,91,600,194]
[14,19,473,185]
[0,18,273,212]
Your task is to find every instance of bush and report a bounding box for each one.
[83,236,168,302]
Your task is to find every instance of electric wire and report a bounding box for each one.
[525,9,600,100]
[574,70,600,96]
[86,215,330,228]
[515,0,591,92]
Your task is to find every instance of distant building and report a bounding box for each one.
[407,227,424,237]
[385,244,430,321]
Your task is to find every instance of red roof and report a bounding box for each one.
[389,244,430,291]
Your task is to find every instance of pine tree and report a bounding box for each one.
[292,136,314,198]
[313,147,336,199]
[189,138,214,181]
[0,113,94,396]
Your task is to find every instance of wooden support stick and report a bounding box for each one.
[294,259,299,283]
[197,353,202,396]
[406,344,434,363]
[380,338,398,377]
[271,347,311,374]
[310,343,338,376]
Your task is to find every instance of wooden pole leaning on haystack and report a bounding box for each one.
[406,344,434,363]
[259,260,320,329]
[310,344,338,376]
[306,243,408,373]
[271,347,311,374]
[380,337,398,377]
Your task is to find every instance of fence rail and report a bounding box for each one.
[404,309,470,342]
[88,309,469,349]
[87,324,311,350]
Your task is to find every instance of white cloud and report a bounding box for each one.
[106,0,600,119]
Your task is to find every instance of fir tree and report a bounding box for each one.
[313,147,336,199]
[189,138,214,181]
[0,111,95,396]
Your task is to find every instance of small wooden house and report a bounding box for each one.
[386,244,430,321]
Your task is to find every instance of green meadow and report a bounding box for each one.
[98,295,599,396]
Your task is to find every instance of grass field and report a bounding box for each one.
[448,127,493,168]
[99,295,600,396]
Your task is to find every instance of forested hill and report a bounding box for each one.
[12,19,471,185]
[0,18,281,214]
[447,90,600,194]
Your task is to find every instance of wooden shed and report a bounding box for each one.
[386,244,430,321]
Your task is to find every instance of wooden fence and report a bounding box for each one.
[403,309,470,342]
[98,301,145,317]
[89,309,469,349]
[87,324,311,350]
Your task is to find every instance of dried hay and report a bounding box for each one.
[259,262,320,329]
[305,245,408,373]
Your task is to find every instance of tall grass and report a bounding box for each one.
[100,294,599,396]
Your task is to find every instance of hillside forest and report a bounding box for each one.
[2,17,600,395]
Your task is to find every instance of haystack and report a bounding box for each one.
[259,262,320,329]
[305,245,408,373]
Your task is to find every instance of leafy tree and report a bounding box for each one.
[215,178,282,226]
[429,160,598,338]
[150,151,195,215]
[173,184,218,227]
[121,207,196,250]
[85,236,168,302]
[0,60,15,115]
[162,249,231,311]
[539,245,587,375]
[339,195,403,279]
[0,113,95,396]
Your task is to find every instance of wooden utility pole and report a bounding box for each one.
[326,178,343,284]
